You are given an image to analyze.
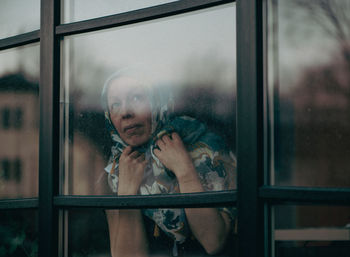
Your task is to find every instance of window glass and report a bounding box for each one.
[0,44,40,198]
[65,207,236,257]
[62,0,179,23]
[0,0,40,39]
[60,4,236,195]
[267,0,350,187]
[274,205,350,257]
[0,210,38,257]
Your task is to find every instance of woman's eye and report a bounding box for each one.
[111,103,120,111]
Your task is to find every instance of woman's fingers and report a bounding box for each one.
[156,138,165,149]
[171,132,181,141]
[123,145,133,155]
[136,153,146,162]
[128,150,146,164]
[153,148,161,157]
[157,132,181,148]
[129,150,141,159]
[161,134,171,143]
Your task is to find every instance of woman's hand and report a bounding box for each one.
[118,146,147,195]
[154,132,232,254]
[153,132,196,181]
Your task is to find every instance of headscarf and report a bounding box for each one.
[102,68,236,244]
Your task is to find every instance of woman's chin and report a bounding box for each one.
[124,135,150,147]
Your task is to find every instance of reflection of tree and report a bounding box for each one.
[175,86,236,150]
[291,46,350,188]
[276,0,350,187]
[68,210,110,257]
[0,211,38,257]
[292,0,350,64]
[176,54,236,151]
[75,110,112,160]
[274,1,350,233]
[290,2,350,170]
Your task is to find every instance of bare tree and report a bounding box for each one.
[292,0,350,64]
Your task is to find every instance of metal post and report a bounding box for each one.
[39,0,60,256]
[236,0,265,256]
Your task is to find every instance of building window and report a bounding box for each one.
[0,158,22,182]
[13,108,23,129]
[1,107,23,130]
[13,158,22,182]
[2,108,10,129]
[1,159,10,180]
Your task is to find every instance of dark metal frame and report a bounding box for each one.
[0,30,40,51]
[236,0,265,256]
[56,0,234,36]
[0,198,38,209]
[54,191,237,209]
[1,0,350,257]
[39,0,61,256]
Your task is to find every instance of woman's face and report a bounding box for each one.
[107,76,152,147]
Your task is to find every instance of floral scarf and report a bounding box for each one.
[102,70,236,245]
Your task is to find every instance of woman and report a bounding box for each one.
[101,68,236,257]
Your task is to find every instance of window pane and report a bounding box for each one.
[274,205,350,257]
[60,4,236,195]
[267,0,350,187]
[0,210,38,257]
[0,0,40,39]
[65,207,236,257]
[62,0,179,23]
[0,44,40,198]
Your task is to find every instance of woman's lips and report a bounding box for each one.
[124,124,142,134]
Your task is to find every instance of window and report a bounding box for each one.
[0,45,39,200]
[0,1,349,257]
[1,159,10,180]
[13,158,22,182]
[2,108,10,129]
[1,107,23,129]
[13,108,23,129]
[0,158,22,182]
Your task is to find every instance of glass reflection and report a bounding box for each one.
[0,44,40,199]
[268,0,350,187]
[0,0,40,39]
[66,208,236,257]
[0,210,38,257]
[62,0,179,23]
[60,4,236,195]
[274,205,350,257]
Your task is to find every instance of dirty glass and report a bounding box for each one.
[62,0,179,23]
[60,4,237,195]
[0,210,38,257]
[0,0,40,39]
[65,207,236,257]
[274,205,350,257]
[267,0,350,187]
[0,44,40,199]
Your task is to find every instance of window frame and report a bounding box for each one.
[0,1,349,257]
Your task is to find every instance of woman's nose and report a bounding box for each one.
[120,102,134,118]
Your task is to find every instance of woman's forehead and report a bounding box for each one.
[108,76,148,97]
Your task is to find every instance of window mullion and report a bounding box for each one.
[236,0,265,257]
[39,1,61,257]
[53,191,237,209]
[0,30,40,51]
[0,198,38,209]
[56,0,235,36]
